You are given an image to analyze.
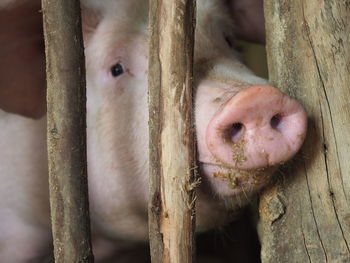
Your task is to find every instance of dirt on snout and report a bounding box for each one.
[213,167,269,189]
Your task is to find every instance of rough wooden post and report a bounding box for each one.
[42,0,94,262]
[260,1,350,262]
[148,0,197,262]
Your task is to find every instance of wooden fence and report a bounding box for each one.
[259,1,350,262]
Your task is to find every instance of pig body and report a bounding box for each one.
[0,0,307,262]
[0,113,50,262]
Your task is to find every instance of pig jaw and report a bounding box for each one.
[200,164,276,199]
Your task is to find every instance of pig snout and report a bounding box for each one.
[197,85,307,197]
[206,85,307,170]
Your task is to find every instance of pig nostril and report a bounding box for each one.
[270,113,283,131]
[226,123,244,143]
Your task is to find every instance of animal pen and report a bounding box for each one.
[41,0,350,262]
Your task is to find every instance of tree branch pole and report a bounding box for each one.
[148,0,197,262]
[260,1,350,262]
[42,0,94,262]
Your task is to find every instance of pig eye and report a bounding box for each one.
[111,63,124,77]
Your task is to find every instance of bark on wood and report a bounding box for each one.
[260,1,350,262]
[148,0,197,262]
[42,1,94,262]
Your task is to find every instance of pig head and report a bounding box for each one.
[80,0,307,235]
[0,0,307,262]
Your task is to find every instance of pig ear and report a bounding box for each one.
[226,0,266,44]
[0,1,46,119]
[81,6,102,42]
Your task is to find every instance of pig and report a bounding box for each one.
[0,0,307,262]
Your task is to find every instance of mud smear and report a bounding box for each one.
[213,167,270,190]
[230,139,247,165]
[213,171,248,188]
[218,125,248,165]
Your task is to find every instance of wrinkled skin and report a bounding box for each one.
[0,0,307,262]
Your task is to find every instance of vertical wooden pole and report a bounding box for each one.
[148,0,197,262]
[260,1,350,262]
[42,0,94,262]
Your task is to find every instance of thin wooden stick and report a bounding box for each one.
[42,0,94,262]
[148,0,197,262]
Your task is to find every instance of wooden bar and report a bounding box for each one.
[260,1,350,262]
[42,0,94,262]
[148,0,197,262]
